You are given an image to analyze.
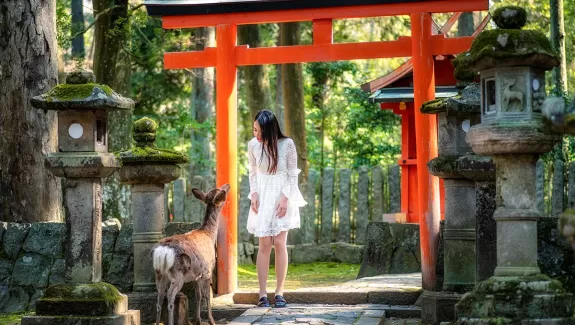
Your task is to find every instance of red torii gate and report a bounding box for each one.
[144,0,489,294]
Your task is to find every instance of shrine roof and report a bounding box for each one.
[369,86,458,103]
[145,0,438,16]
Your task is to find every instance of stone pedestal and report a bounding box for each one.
[117,117,188,323]
[21,283,139,325]
[128,292,189,325]
[457,155,496,283]
[421,290,462,325]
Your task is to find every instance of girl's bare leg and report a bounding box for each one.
[257,236,273,298]
[273,231,288,296]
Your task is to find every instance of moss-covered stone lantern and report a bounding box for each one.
[451,6,574,324]
[23,70,139,325]
[116,117,188,324]
[420,72,497,324]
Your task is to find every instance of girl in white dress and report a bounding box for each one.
[247,109,306,308]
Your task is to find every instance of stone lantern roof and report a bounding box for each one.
[118,117,189,165]
[31,69,134,111]
[454,6,559,71]
[420,75,480,118]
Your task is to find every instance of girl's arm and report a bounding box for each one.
[248,141,259,200]
[282,139,299,199]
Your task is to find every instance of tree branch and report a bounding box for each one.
[70,3,145,40]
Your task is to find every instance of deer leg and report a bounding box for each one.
[204,279,215,325]
[192,280,202,325]
[167,274,184,325]
[155,272,169,325]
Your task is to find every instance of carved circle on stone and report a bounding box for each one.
[533,79,540,91]
[68,123,84,139]
[462,119,471,133]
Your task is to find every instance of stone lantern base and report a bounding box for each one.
[422,290,463,324]
[21,283,140,325]
[451,275,575,324]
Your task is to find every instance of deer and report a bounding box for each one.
[152,183,230,325]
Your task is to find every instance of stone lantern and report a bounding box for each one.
[420,72,495,324]
[22,69,139,325]
[116,117,189,324]
[452,6,575,324]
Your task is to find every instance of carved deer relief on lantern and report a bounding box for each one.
[501,76,524,112]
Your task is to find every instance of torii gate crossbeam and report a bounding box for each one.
[144,0,489,295]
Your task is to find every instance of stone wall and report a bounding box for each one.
[0,220,136,313]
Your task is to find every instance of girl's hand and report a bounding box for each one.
[251,193,259,213]
[275,195,288,218]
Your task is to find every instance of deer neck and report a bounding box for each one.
[201,204,221,239]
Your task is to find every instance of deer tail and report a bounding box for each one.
[152,245,176,275]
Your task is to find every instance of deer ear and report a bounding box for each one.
[213,190,228,205]
[220,183,230,193]
[192,188,206,202]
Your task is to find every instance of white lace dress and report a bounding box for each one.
[246,137,307,237]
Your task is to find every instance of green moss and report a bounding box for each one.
[133,117,158,134]
[453,68,477,83]
[421,98,447,114]
[0,312,35,325]
[45,83,113,101]
[40,283,122,303]
[118,146,189,164]
[454,29,558,71]
[427,156,460,175]
[492,6,527,29]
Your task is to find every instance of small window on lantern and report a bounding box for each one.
[484,78,496,115]
[96,118,106,145]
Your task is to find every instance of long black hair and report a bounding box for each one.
[255,109,287,174]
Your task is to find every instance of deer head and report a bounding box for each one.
[192,183,230,207]
[503,77,516,88]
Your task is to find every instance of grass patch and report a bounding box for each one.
[238,262,360,290]
[0,312,34,325]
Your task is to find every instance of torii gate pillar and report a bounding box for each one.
[215,23,238,294]
[411,12,440,291]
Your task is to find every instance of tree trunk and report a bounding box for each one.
[311,67,328,171]
[275,64,285,130]
[280,22,308,181]
[458,12,475,37]
[93,0,133,221]
[190,27,215,177]
[71,0,85,59]
[0,0,63,223]
[239,25,272,118]
[550,0,568,94]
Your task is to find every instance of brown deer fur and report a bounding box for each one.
[152,184,230,325]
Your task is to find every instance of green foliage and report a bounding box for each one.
[332,88,401,168]
[56,0,71,50]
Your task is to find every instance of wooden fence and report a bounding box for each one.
[168,165,402,245]
[167,157,575,245]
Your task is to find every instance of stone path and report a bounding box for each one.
[233,273,423,306]
[229,304,386,325]
[222,274,423,325]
